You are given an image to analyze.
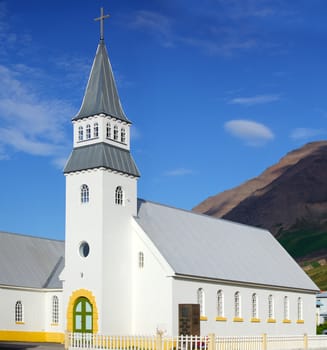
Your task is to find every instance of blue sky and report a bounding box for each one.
[0,0,326,240]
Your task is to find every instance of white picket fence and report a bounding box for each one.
[66,333,327,350]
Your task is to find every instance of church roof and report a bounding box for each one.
[73,41,130,122]
[135,199,318,292]
[0,231,64,289]
[64,142,140,177]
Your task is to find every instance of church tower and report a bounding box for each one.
[62,8,140,335]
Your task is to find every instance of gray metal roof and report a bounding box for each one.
[0,231,64,289]
[64,142,140,176]
[135,199,318,292]
[73,42,130,123]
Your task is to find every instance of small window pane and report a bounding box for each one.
[79,242,90,258]
[81,184,89,203]
[139,252,144,268]
[86,124,91,139]
[106,123,111,138]
[78,126,83,141]
[85,315,92,330]
[115,186,123,205]
[121,128,126,143]
[15,301,23,323]
[217,290,224,317]
[234,292,241,318]
[52,296,59,324]
[94,123,99,138]
[114,125,118,140]
[75,315,82,330]
[197,288,205,316]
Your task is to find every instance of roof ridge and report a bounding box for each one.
[0,230,64,243]
[137,198,269,232]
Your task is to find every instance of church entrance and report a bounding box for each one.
[73,297,93,333]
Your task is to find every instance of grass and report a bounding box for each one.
[277,228,327,259]
[305,264,327,290]
[276,227,327,289]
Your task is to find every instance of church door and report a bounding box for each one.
[73,297,93,333]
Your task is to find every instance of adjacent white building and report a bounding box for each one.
[0,9,319,345]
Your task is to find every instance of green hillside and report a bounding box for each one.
[277,228,327,290]
[305,264,327,290]
[277,228,327,259]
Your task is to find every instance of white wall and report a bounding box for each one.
[172,279,316,336]
[64,167,138,335]
[130,220,174,335]
[0,287,63,333]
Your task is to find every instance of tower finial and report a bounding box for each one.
[94,7,110,42]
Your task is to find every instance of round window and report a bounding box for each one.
[79,241,90,258]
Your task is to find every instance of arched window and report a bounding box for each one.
[52,295,59,324]
[94,123,99,138]
[114,125,119,140]
[197,288,205,317]
[252,293,258,319]
[297,297,303,321]
[78,126,83,141]
[121,128,126,143]
[81,184,89,203]
[106,122,111,138]
[138,252,144,268]
[268,294,274,319]
[234,291,241,318]
[217,290,224,317]
[15,301,23,323]
[74,297,93,333]
[115,186,123,205]
[86,124,91,139]
[284,296,290,320]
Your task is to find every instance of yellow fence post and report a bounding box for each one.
[304,333,308,350]
[262,333,267,350]
[156,329,163,350]
[208,333,215,350]
[64,331,69,350]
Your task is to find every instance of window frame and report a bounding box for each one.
[121,127,126,143]
[78,126,83,141]
[268,294,275,321]
[86,124,91,139]
[106,122,111,139]
[138,251,144,268]
[197,288,205,318]
[115,186,124,205]
[94,122,99,138]
[52,295,59,324]
[283,296,290,321]
[114,125,119,140]
[81,184,89,204]
[15,301,24,323]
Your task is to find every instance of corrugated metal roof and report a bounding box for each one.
[135,199,318,292]
[0,231,64,289]
[64,142,140,177]
[73,42,130,123]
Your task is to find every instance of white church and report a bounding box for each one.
[0,9,319,345]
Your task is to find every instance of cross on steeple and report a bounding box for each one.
[94,7,110,42]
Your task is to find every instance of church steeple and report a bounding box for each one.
[64,8,139,177]
[74,8,129,122]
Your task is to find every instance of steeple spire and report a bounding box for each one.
[73,8,130,122]
[94,7,110,42]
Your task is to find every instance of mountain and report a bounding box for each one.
[193,141,327,288]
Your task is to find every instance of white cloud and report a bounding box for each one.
[224,119,274,146]
[129,10,174,47]
[229,94,280,106]
[0,64,74,160]
[164,168,193,177]
[290,128,325,141]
